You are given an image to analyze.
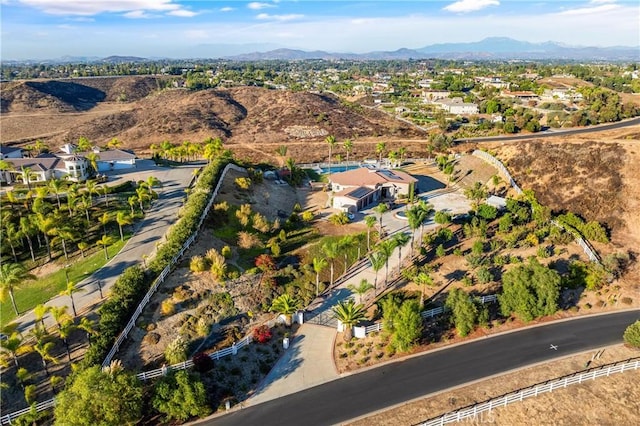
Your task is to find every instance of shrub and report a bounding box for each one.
[329,212,349,225]
[253,325,273,343]
[621,297,633,305]
[165,337,188,365]
[152,370,211,421]
[623,320,640,348]
[161,300,176,316]
[301,211,314,222]
[189,255,207,273]
[221,245,232,258]
[235,177,252,190]
[476,267,493,284]
[237,231,262,250]
[192,352,215,373]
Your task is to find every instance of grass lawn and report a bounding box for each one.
[1,236,129,328]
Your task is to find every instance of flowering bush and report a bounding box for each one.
[252,325,273,344]
[192,352,215,372]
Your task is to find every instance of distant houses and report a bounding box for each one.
[0,143,137,185]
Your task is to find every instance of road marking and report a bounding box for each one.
[550,344,558,351]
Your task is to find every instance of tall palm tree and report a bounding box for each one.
[376,239,396,286]
[53,225,76,260]
[84,180,98,204]
[375,142,386,165]
[49,306,70,330]
[116,211,132,241]
[269,294,301,327]
[312,257,328,297]
[96,234,115,260]
[414,271,434,307]
[332,299,367,341]
[0,332,33,368]
[135,187,150,212]
[77,136,92,152]
[406,205,427,257]
[19,166,36,191]
[107,137,122,149]
[33,304,50,333]
[59,281,84,317]
[338,235,355,275]
[128,195,138,215]
[58,320,76,362]
[364,215,377,252]
[368,252,386,295]
[325,135,336,175]
[321,240,340,287]
[275,145,288,167]
[0,263,35,316]
[77,317,97,344]
[85,152,100,175]
[35,213,56,261]
[100,185,111,207]
[398,147,407,165]
[373,203,388,235]
[347,279,375,304]
[99,212,111,235]
[33,338,57,376]
[392,232,411,267]
[48,178,64,209]
[343,139,353,170]
[388,150,399,168]
[141,176,161,191]
[20,216,37,262]
[3,221,22,262]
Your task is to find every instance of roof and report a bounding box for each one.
[0,146,22,155]
[5,157,63,172]
[334,186,376,200]
[78,149,136,161]
[329,167,417,187]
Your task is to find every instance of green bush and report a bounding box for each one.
[623,320,640,348]
[152,370,211,422]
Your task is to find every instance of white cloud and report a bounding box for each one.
[167,9,197,17]
[247,2,273,10]
[18,0,188,16]
[444,0,499,13]
[256,13,303,21]
[590,0,616,3]
[557,3,620,16]
[123,10,152,19]
[220,7,234,12]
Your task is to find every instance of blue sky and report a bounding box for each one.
[1,0,639,59]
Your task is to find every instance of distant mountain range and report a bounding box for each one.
[225,37,639,61]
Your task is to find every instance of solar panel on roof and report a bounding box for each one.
[347,187,374,199]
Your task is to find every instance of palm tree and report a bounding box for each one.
[347,279,375,304]
[33,304,50,333]
[312,257,328,297]
[84,180,98,204]
[375,142,386,165]
[78,195,92,223]
[85,152,100,175]
[338,235,355,275]
[60,281,84,317]
[99,212,111,235]
[332,299,367,341]
[48,178,64,209]
[368,252,386,295]
[58,320,76,362]
[35,213,56,261]
[0,263,35,315]
[77,136,92,152]
[54,225,76,260]
[128,195,138,215]
[343,139,353,170]
[141,176,161,191]
[77,241,89,258]
[49,306,71,330]
[373,202,388,235]
[0,332,33,368]
[33,338,57,376]
[392,232,411,267]
[270,294,302,327]
[388,150,399,168]
[398,147,407,165]
[135,187,150,212]
[275,145,288,167]
[19,216,37,262]
[406,205,427,256]
[464,181,488,211]
[414,271,434,307]
[107,137,122,149]
[100,185,111,207]
[376,239,396,287]
[116,211,132,241]
[325,135,337,175]
[3,221,21,262]
[96,234,115,260]
[364,215,377,252]
[321,240,340,287]
[77,317,97,344]
[19,166,36,191]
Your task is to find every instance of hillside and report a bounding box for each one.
[0,78,424,161]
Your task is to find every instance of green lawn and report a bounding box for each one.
[1,237,129,328]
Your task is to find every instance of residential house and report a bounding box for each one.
[436,97,479,115]
[3,154,89,184]
[0,146,23,160]
[329,167,418,212]
[77,148,137,172]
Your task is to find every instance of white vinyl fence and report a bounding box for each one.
[418,358,640,426]
[472,150,600,264]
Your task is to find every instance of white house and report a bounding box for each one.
[3,154,89,184]
[329,167,418,212]
[78,148,137,171]
[437,98,479,115]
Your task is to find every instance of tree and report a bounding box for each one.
[446,288,478,337]
[275,145,288,167]
[623,320,640,348]
[364,215,377,251]
[373,202,388,235]
[369,252,386,295]
[338,234,355,275]
[50,305,71,330]
[464,181,488,210]
[54,365,143,426]
[59,281,84,317]
[0,263,35,316]
[498,258,561,322]
[0,332,32,368]
[77,317,97,344]
[33,304,50,333]
[312,257,328,297]
[48,178,64,209]
[77,136,92,152]
[99,212,111,235]
[96,234,115,260]
[376,239,396,286]
[343,139,353,170]
[18,166,36,191]
[19,216,37,262]
[270,294,302,326]
[375,141,386,165]
[406,204,427,256]
[392,299,423,352]
[414,271,434,307]
[347,279,374,304]
[116,211,132,241]
[325,135,337,175]
[392,232,410,267]
[33,337,57,376]
[85,152,100,175]
[332,299,367,341]
[321,240,340,287]
[152,370,211,422]
[58,319,76,362]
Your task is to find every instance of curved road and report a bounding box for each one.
[455,116,640,143]
[204,309,639,426]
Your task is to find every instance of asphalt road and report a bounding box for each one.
[205,309,639,426]
[455,116,640,143]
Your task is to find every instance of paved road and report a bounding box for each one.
[202,310,639,426]
[14,161,199,333]
[455,116,640,143]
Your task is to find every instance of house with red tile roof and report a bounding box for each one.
[329,167,417,212]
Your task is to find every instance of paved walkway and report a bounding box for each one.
[14,161,199,334]
[245,178,473,405]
